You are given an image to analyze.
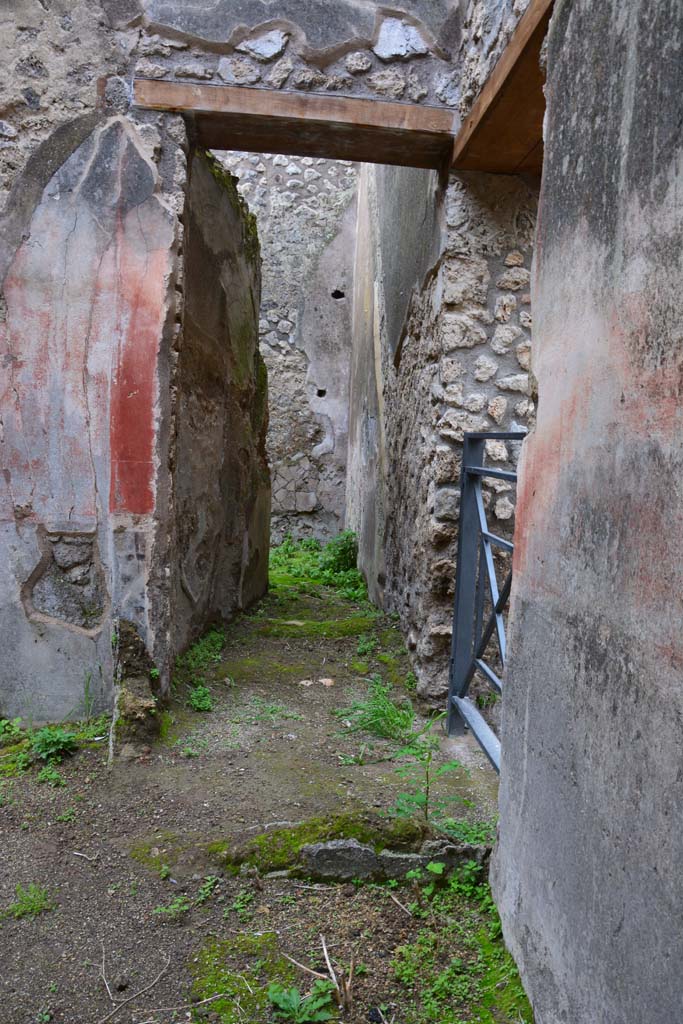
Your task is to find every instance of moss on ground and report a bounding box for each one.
[0,739,30,778]
[129,831,182,874]
[190,931,295,1023]
[208,812,426,874]
[255,615,378,640]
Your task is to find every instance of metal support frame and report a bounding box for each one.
[446,432,525,772]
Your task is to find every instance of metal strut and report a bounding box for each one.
[446,431,525,772]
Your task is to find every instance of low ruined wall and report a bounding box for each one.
[492,2,683,1022]
[173,151,270,649]
[220,151,357,544]
[348,164,537,701]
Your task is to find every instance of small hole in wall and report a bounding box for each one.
[331,289,345,299]
[317,388,327,398]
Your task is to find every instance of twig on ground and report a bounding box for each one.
[338,955,355,1011]
[99,940,116,1004]
[282,952,329,981]
[133,991,232,1020]
[73,851,99,863]
[320,934,340,998]
[386,889,413,917]
[96,955,171,1024]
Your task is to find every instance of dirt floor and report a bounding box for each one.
[0,545,531,1024]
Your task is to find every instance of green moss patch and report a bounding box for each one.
[209,812,426,874]
[190,931,295,1023]
[129,831,182,874]
[255,615,378,640]
[0,739,31,778]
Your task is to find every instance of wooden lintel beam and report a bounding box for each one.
[452,0,554,173]
[133,79,458,170]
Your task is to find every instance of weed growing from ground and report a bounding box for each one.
[356,633,379,656]
[439,818,497,846]
[269,531,367,601]
[187,684,213,712]
[154,875,219,920]
[0,718,24,746]
[153,895,192,920]
[196,875,219,904]
[1,883,53,921]
[176,627,226,681]
[235,697,304,725]
[31,728,77,763]
[267,980,338,1022]
[37,764,65,788]
[390,861,532,1023]
[390,723,464,827]
[228,887,255,921]
[334,675,414,742]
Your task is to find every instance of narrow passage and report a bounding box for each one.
[0,536,529,1024]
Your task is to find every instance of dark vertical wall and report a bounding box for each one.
[492,2,683,1021]
[173,151,270,649]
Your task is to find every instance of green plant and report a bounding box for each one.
[153,895,192,919]
[440,818,497,846]
[337,744,368,766]
[319,529,357,573]
[236,697,303,725]
[0,718,24,746]
[34,1011,52,1023]
[56,808,76,822]
[229,887,255,920]
[37,764,65,788]
[31,727,77,764]
[356,633,378,656]
[187,684,213,712]
[404,671,418,694]
[267,980,337,1022]
[196,875,219,904]
[1,883,53,921]
[391,861,532,1023]
[150,667,160,682]
[390,720,464,827]
[476,690,499,710]
[176,628,225,678]
[269,532,367,601]
[334,675,414,742]
[159,863,171,880]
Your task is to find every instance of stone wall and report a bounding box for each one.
[491,1,683,1022]
[348,164,537,701]
[0,111,270,721]
[219,151,358,543]
[0,112,184,721]
[173,151,270,649]
[0,0,534,213]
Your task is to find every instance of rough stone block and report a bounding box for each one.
[496,373,529,393]
[474,355,498,382]
[300,839,380,881]
[496,266,530,291]
[373,18,429,61]
[367,68,406,98]
[345,51,373,74]
[217,56,261,85]
[236,30,288,62]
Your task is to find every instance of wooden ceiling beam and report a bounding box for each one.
[133,79,458,170]
[451,0,553,174]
